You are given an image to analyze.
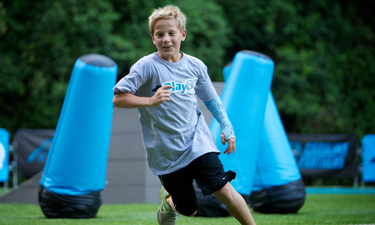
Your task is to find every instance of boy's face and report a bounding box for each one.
[151,18,186,63]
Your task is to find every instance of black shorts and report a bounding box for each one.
[158,152,236,215]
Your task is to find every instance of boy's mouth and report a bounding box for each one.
[163,45,172,49]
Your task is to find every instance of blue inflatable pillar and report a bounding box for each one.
[211,50,274,196]
[39,54,117,218]
[362,134,375,183]
[253,93,301,190]
[249,92,305,213]
[0,128,10,183]
[222,51,305,213]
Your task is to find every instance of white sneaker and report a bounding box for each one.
[157,186,177,225]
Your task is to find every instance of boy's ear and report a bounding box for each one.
[181,29,187,41]
[151,33,156,45]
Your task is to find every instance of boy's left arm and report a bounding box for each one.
[204,95,236,155]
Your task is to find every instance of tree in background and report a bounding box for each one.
[0,0,120,134]
[0,0,374,139]
[215,0,375,139]
[0,0,229,136]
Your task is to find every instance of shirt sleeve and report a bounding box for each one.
[194,64,217,102]
[113,63,146,95]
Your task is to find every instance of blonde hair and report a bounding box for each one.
[148,5,186,35]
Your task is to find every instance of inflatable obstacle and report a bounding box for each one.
[250,92,305,214]
[0,128,10,183]
[362,134,375,183]
[39,54,117,218]
[211,50,305,214]
[211,50,274,195]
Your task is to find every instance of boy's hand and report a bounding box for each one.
[221,133,236,155]
[150,85,173,107]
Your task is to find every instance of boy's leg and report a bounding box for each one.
[162,183,198,216]
[165,194,196,217]
[191,153,256,225]
[158,167,198,221]
[213,182,256,225]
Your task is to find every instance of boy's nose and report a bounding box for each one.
[163,34,171,42]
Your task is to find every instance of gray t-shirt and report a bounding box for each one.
[114,52,220,175]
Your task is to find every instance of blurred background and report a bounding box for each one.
[0,0,374,187]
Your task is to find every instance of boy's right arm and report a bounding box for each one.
[112,85,173,109]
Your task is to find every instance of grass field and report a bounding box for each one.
[0,194,374,225]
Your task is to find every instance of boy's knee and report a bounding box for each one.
[214,182,236,202]
[216,182,232,195]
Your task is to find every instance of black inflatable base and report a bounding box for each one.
[249,179,306,214]
[38,185,101,219]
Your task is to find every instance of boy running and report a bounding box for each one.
[113,5,256,225]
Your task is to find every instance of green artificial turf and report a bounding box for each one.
[0,194,374,225]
